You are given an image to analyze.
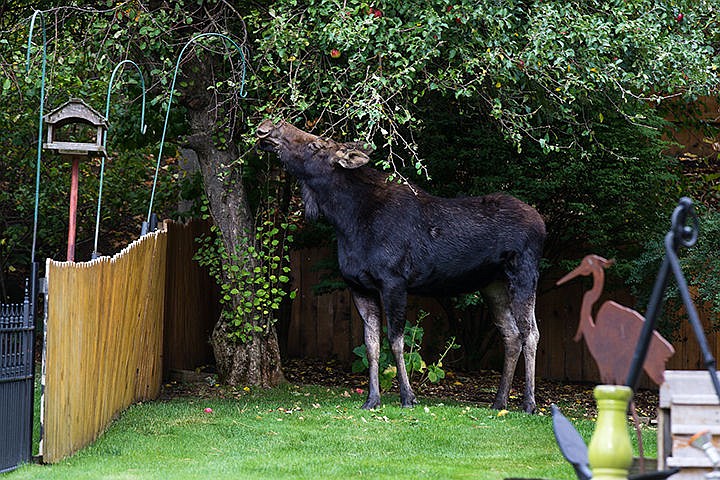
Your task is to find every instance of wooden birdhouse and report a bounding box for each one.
[43,98,108,157]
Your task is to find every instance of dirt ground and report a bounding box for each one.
[164,358,661,422]
[282,359,660,420]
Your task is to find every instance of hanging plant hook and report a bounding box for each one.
[143,32,248,234]
[92,60,148,258]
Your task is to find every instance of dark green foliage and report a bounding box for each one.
[415,98,681,263]
[627,209,720,338]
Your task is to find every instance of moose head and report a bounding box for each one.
[257,119,370,178]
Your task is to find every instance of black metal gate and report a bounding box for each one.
[0,287,35,473]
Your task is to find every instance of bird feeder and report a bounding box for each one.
[43,98,108,262]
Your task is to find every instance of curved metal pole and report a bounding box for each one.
[24,9,46,460]
[144,32,247,233]
[663,200,720,398]
[625,197,720,401]
[26,10,47,267]
[92,60,147,258]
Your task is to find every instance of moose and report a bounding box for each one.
[257,119,546,413]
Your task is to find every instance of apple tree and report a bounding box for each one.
[2,0,719,382]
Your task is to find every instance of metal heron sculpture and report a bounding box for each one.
[557,254,675,386]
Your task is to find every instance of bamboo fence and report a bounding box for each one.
[42,226,167,463]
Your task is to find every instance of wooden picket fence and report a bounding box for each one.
[41,226,167,463]
[40,219,220,463]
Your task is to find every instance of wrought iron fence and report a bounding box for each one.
[0,288,35,473]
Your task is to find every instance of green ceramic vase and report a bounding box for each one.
[588,385,633,480]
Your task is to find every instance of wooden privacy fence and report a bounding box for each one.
[163,220,218,376]
[286,247,720,388]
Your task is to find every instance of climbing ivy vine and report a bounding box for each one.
[194,207,297,343]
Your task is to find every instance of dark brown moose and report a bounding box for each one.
[257,119,546,413]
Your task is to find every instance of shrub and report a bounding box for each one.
[352,310,460,390]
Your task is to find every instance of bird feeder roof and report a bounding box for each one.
[43,98,108,128]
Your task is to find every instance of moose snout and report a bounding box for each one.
[256,119,276,139]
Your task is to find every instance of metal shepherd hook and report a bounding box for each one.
[625,197,720,399]
[143,32,247,235]
[92,60,148,259]
[25,9,47,310]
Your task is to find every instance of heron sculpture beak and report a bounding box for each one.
[556,265,585,286]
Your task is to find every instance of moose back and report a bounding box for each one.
[257,119,546,413]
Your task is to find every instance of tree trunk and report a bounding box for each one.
[211,318,285,387]
[185,104,285,388]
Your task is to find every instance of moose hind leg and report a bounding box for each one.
[352,290,383,409]
[511,249,541,413]
[483,282,522,411]
[383,284,417,408]
[519,297,539,414]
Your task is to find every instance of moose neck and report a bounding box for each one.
[300,168,376,234]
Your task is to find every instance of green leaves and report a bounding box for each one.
[194,212,297,344]
[426,364,445,383]
[251,0,718,175]
[351,311,460,390]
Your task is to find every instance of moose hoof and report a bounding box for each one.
[522,401,537,415]
[361,396,381,410]
[401,395,418,408]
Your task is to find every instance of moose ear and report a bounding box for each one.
[336,148,370,169]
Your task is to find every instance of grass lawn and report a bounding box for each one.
[7,383,656,480]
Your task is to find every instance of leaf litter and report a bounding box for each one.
[161,358,660,424]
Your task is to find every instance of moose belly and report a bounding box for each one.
[338,244,505,297]
[407,262,503,296]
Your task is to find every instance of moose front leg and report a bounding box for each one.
[383,284,417,408]
[352,290,383,409]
